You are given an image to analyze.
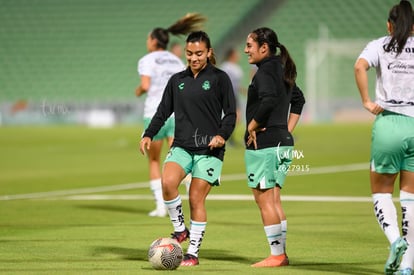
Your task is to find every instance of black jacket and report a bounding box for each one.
[144,63,237,160]
[245,56,305,149]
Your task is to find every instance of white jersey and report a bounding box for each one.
[138,51,185,118]
[358,36,414,117]
[220,61,243,94]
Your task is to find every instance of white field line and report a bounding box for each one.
[0,182,148,201]
[0,162,369,201]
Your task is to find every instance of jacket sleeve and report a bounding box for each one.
[290,84,306,115]
[143,77,174,139]
[217,72,236,140]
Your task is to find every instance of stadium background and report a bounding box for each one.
[0,1,406,273]
[0,0,396,125]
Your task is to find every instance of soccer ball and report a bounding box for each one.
[148,237,183,270]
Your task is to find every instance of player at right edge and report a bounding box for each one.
[354,1,414,274]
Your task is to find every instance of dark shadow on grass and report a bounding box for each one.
[90,246,383,274]
[201,250,382,274]
[287,258,382,275]
[197,248,253,265]
[91,246,167,271]
[92,246,252,265]
[92,246,147,261]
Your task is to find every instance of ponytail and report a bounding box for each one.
[278,43,297,90]
[385,0,413,55]
[151,13,206,50]
[167,13,206,36]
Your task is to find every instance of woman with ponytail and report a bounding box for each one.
[136,13,205,217]
[243,27,305,268]
[354,1,414,274]
[140,31,236,266]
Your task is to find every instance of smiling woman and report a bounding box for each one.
[135,13,206,218]
[243,27,305,268]
[139,31,236,266]
[185,31,216,77]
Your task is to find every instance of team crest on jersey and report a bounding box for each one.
[202,80,211,91]
[178,83,185,90]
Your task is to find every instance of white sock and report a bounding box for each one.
[372,193,400,244]
[399,190,414,270]
[264,224,284,256]
[150,179,164,210]
[187,220,206,257]
[281,220,287,253]
[164,196,185,232]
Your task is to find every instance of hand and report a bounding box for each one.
[246,119,266,150]
[135,86,143,97]
[246,130,257,149]
[208,135,225,150]
[139,137,151,156]
[247,127,266,150]
[363,100,384,115]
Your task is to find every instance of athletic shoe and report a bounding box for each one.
[384,237,408,275]
[394,268,413,275]
[180,253,199,266]
[170,228,189,243]
[148,207,167,217]
[251,254,289,267]
[284,253,290,266]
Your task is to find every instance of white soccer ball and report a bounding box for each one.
[148,237,183,270]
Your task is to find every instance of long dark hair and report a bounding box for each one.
[151,13,206,50]
[385,0,413,55]
[186,31,216,65]
[250,27,297,89]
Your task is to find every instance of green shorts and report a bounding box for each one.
[371,111,414,173]
[245,146,293,189]
[143,117,174,141]
[164,147,223,186]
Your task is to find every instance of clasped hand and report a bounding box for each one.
[208,135,225,150]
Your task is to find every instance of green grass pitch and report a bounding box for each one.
[0,123,402,274]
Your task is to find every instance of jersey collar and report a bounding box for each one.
[184,62,213,78]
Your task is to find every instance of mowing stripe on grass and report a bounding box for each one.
[221,162,368,181]
[0,162,368,201]
[49,194,374,202]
